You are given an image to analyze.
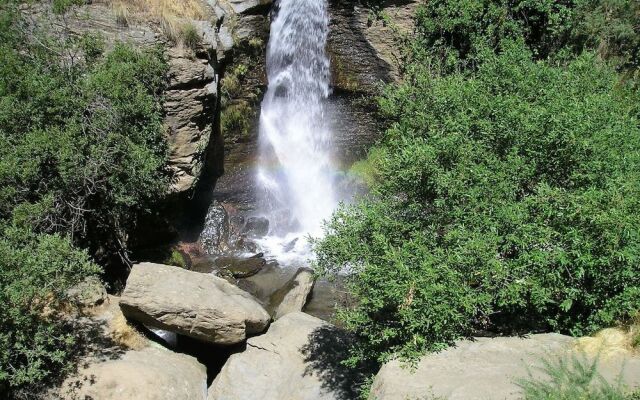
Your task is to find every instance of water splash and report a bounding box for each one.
[256,0,337,261]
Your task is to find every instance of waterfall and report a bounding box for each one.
[255,0,337,259]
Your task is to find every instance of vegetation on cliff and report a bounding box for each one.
[316,0,640,374]
[0,1,169,395]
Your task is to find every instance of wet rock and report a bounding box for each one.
[66,276,107,307]
[208,312,341,400]
[368,333,640,400]
[120,263,270,345]
[199,201,230,255]
[60,346,206,400]
[242,216,270,238]
[273,268,315,319]
[215,255,266,278]
[227,0,273,14]
[283,237,299,252]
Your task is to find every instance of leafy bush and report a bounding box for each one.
[315,41,640,365]
[0,29,170,267]
[0,3,170,395]
[518,355,638,400]
[0,228,100,391]
[412,0,639,73]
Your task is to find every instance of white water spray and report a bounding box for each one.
[256,0,338,259]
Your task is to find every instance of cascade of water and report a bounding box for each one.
[256,0,337,257]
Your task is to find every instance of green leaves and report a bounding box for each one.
[315,40,640,369]
[0,4,169,394]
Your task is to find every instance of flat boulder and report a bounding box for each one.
[120,262,270,345]
[208,312,341,400]
[369,333,640,400]
[60,346,206,400]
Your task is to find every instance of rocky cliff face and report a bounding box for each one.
[328,0,420,93]
[28,0,272,196]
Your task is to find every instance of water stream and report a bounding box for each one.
[255,0,339,263]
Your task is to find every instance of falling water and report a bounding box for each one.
[256,0,337,260]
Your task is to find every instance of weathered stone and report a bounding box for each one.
[66,276,107,307]
[215,255,266,278]
[242,216,270,237]
[357,0,420,82]
[227,0,272,15]
[234,14,270,42]
[60,346,207,400]
[273,268,315,319]
[120,263,270,345]
[199,201,230,255]
[368,333,640,400]
[208,312,341,400]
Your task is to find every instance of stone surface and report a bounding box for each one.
[327,0,419,92]
[273,268,315,319]
[215,254,266,278]
[199,201,230,254]
[368,333,640,400]
[120,262,270,345]
[208,312,343,400]
[60,346,207,400]
[357,0,420,82]
[164,45,218,193]
[66,276,107,307]
[242,216,270,237]
[227,0,272,14]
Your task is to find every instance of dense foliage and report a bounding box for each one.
[316,0,640,369]
[0,1,169,395]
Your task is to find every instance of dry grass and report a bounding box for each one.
[109,311,148,350]
[631,316,640,351]
[103,0,207,21]
[112,1,130,27]
[576,322,640,359]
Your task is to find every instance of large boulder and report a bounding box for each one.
[368,333,640,400]
[273,268,315,319]
[60,346,207,400]
[208,312,342,400]
[120,263,270,345]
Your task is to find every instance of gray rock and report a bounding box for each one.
[59,346,207,400]
[273,268,315,319]
[242,216,270,238]
[368,333,640,400]
[234,14,270,42]
[199,201,230,255]
[120,263,270,345]
[227,0,272,15]
[208,312,341,400]
[66,276,107,307]
[215,255,266,278]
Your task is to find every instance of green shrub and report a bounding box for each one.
[0,4,170,395]
[221,101,253,139]
[411,0,639,74]
[181,22,201,50]
[0,227,100,390]
[518,355,637,400]
[0,37,170,266]
[315,41,640,366]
